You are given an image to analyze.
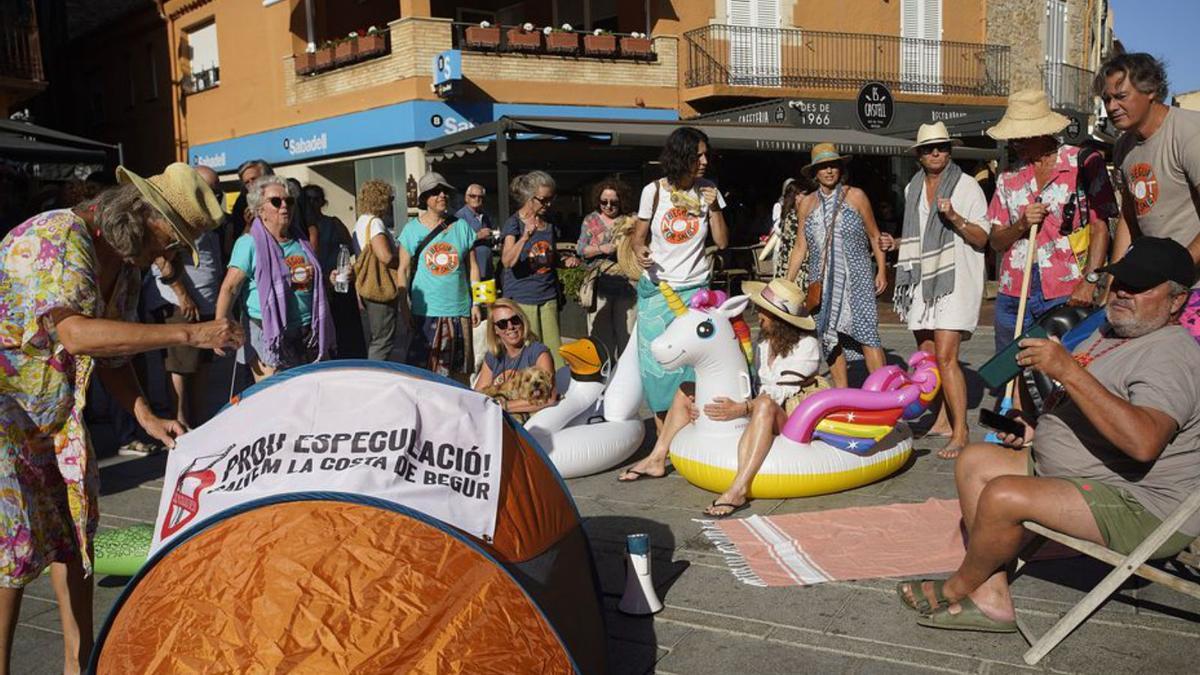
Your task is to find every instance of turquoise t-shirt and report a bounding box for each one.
[398,217,474,317]
[229,234,314,325]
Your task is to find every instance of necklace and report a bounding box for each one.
[1072,335,1130,368]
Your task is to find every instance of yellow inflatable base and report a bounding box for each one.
[670,446,913,499]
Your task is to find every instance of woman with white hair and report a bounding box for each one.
[215,174,335,380]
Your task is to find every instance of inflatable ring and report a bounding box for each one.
[650,285,939,498]
[525,338,644,478]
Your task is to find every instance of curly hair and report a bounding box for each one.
[659,127,710,187]
[357,179,393,218]
[485,299,541,358]
[88,183,156,262]
[1093,52,1169,101]
[510,171,556,208]
[589,177,634,215]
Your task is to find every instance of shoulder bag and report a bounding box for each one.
[804,187,844,314]
[353,218,399,303]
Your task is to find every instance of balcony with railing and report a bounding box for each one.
[0,6,44,84]
[684,24,1009,100]
[1042,62,1094,111]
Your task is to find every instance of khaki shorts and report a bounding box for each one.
[156,307,215,374]
[1030,456,1195,558]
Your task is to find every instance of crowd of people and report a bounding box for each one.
[1,50,1199,670]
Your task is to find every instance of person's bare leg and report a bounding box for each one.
[620,386,694,480]
[934,330,969,459]
[0,587,23,675]
[828,346,849,389]
[914,331,952,436]
[901,442,1027,610]
[49,557,93,675]
[169,372,189,428]
[705,395,787,516]
[939,475,1103,622]
[863,345,886,375]
[249,356,276,383]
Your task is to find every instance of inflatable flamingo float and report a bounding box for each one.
[651,283,940,498]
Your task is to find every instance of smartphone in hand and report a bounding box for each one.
[979,408,1028,437]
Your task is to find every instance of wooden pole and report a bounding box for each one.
[1004,221,1040,404]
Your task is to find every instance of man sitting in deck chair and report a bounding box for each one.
[897,236,1200,633]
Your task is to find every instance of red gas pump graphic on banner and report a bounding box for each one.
[160,446,236,539]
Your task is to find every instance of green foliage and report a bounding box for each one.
[558,266,587,305]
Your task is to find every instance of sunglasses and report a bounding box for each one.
[268,196,296,209]
[466,193,485,199]
[599,199,619,207]
[918,143,952,155]
[494,316,523,330]
[533,195,555,206]
[164,239,189,255]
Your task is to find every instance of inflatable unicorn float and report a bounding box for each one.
[525,283,939,495]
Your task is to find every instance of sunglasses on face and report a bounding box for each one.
[466,193,484,199]
[533,195,555,206]
[599,199,619,207]
[918,143,952,155]
[163,239,189,256]
[268,196,296,209]
[494,316,523,330]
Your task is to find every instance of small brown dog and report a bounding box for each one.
[482,367,556,406]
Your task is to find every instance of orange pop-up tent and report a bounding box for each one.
[89,362,607,674]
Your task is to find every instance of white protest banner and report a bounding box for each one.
[151,366,504,555]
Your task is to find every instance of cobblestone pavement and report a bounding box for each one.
[13,322,1200,674]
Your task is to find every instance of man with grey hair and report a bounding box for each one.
[456,182,495,280]
[1099,52,1200,345]
[899,236,1200,633]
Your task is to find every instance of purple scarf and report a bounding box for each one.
[249,217,335,362]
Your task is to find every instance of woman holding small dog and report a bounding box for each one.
[473,299,557,422]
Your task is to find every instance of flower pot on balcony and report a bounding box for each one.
[334,39,357,64]
[464,25,500,49]
[583,34,616,56]
[620,36,653,59]
[506,28,542,52]
[546,31,579,54]
[294,52,317,75]
[314,46,335,71]
[356,33,388,59]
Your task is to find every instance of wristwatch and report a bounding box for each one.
[1085,271,1101,284]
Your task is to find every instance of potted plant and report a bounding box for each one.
[506,23,542,52]
[356,26,388,58]
[295,50,317,75]
[620,32,653,58]
[334,33,358,64]
[314,41,335,70]
[544,24,578,54]
[465,20,500,49]
[583,28,616,56]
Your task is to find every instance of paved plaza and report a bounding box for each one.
[12,322,1200,674]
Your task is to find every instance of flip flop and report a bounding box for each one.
[916,597,1018,633]
[703,500,750,519]
[617,469,666,482]
[895,579,949,614]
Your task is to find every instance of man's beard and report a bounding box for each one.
[1107,303,1171,338]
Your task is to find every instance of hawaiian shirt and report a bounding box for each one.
[987,145,1117,299]
[576,211,617,264]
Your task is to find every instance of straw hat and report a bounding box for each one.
[910,121,963,151]
[800,143,850,178]
[116,162,224,264]
[742,278,816,330]
[985,89,1070,140]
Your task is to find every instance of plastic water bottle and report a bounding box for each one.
[334,245,351,294]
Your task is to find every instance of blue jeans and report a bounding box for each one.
[994,266,1068,352]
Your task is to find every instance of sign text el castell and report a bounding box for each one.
[856,82,895,131]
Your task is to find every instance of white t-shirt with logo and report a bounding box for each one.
[637,178,726,287]
[353,214,387,254]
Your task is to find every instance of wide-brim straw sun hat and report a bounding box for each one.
[910,121,964,151]
[985,89,1070,140]
[116,162,225,264]
[800,143,850,178]
[742,279,816,331]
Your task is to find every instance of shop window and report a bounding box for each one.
[184,21,220,94]
[900,0,942,93]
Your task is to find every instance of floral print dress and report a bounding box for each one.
[0,210,138,586]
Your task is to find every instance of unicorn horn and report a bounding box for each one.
[659,282,687,317]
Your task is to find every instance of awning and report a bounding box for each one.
[0,119,118,164]
[425,116,999,160]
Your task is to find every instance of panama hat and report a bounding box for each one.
[116,163,224,264]
[910,121,963,151]
[800,143,850,178]
[416,171,456,202]
[742,278,816,331]
[985,89,1071,140]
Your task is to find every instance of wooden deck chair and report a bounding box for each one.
[1012,488,1200,665]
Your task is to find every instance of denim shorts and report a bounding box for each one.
[994,266,1068,352]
